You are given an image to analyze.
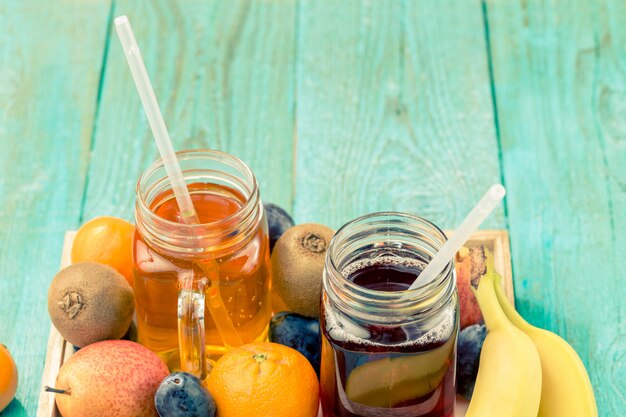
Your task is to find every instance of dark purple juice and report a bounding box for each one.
[320,258,457,417]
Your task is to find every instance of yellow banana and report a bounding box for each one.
[466,247,542,417]
[494,275,597,417]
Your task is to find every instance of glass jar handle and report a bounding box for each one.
[177,271,207,380]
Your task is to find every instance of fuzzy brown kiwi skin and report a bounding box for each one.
[271,223,335,318]
[48,262,134,348]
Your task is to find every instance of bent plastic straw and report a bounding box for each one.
[408,184,506,290]
[114,15,199,225]
[196,260,244,348]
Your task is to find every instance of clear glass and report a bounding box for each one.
[133,150,271,373]
[320,212,458,417]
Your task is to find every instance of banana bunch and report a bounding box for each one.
[466,247,597,417]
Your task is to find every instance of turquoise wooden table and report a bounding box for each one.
[1,1,624,416]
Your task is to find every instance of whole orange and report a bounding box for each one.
[71,216,135,286]
[0,344,18,412]
[207,342,319,417]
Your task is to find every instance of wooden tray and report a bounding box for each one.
[38,230,514,417]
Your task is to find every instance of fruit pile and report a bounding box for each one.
[44,210,324,417]
[38,207,597,417]
[266,204,332,376]
[456,246,597,417]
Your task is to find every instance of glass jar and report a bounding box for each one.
[133,150,271,373]
[320,212,458,417]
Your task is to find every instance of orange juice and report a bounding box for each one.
[133,151,271,369]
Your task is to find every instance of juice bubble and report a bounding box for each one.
[340,256,427,280]
[327,308,371,343]
[324,300,455,348]
[324,256,455,348]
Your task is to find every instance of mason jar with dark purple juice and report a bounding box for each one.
[320,212,459,417]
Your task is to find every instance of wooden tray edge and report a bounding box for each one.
[37,232,75,417]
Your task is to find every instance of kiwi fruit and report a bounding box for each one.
[271,223,334,318]
[48,262,134,347]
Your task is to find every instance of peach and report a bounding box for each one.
[51,340,169,417]
[456,247,484,329]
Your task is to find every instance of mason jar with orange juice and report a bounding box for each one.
[133,150,271,373]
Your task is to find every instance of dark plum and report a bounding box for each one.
[457,324,487,399]
[269,311,321,376]
[264,203,295,252]
[155,372,216,417]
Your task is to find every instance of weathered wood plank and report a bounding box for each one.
[0,1,112,415]
[485,0,626,413]
[81,0,296,222]
[294,0,503,230]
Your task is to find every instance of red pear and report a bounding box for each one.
[50,340,169,417]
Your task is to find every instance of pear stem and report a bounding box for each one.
[45,386,71,395]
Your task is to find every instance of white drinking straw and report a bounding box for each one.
[114,17,243,369]
[114,15,199,225]
[408,184,506,290]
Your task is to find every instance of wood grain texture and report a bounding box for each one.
[81,0,296,223]
[485,0,626,413]
[0,1,111,416]
[294,0,504,230]
[3,1,624,415]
